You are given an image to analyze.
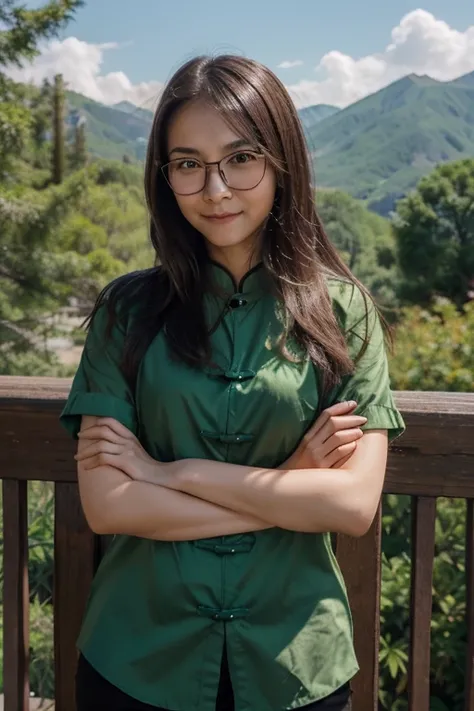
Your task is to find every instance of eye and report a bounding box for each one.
[176,159,201,170]
[229,151,258,165]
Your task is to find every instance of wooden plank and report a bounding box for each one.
[1,409,474,495]
[384,452,474,498]
[0,408,77,483]
[54,482,96,711]
[336,505,382,711]
[2,479,30,711]
[408,496,437,711]
[465,499,474,711]
[1,381,474,494]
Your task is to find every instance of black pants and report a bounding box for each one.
[76,653,352,711]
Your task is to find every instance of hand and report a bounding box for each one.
[75,417,164,484]
[283,401,368,470]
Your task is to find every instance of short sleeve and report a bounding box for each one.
[59,303,138,439]
[326,280,406,443]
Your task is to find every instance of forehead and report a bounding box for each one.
[167,100,251,154]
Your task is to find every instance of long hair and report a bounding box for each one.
[86,54,390,399]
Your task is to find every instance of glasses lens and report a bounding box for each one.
[221,152,266,190]
[166,159,205,195]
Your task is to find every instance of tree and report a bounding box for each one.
[316,189,400,309]
[52,73,65,183]
[0,1,84,69]
[70,118,87,170]
[0,1,83,171]
[393,159,474,307]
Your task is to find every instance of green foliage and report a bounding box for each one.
[393,159,474,307]
[389,299,474,392]
[0,99,31,174]
[379,496,468,711]
[317,189,399,308]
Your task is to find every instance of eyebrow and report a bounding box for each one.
[169,138,253,157]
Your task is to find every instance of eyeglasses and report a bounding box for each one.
[161,150,267,196]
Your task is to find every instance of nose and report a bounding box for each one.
[203,165,232,202]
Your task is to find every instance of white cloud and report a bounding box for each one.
[4,10,474,111]
[288,9,474,108]
[278,60,303,69]
[4,36,163,108]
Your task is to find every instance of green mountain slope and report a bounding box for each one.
[306,73,474,213]
[298,104,339,130]
[66,91,151,161]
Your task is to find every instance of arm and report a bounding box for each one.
[167,431,388,537]
[77,416,272,540]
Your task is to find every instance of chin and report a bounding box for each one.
[205,235,251,250]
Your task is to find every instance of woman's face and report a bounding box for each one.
[166,100,277,264]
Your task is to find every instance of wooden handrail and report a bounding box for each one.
[1,377,474,711]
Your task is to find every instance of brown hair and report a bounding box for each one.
[87,54,390,398]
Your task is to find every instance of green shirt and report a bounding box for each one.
[60,262,405,711]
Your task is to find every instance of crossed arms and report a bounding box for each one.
[74,406,388,541]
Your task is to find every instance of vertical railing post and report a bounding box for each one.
[336,503,382,711]
[408,496,436,711]
[54,482,96,711]
[2,479,30,711]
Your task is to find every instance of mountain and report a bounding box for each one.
[305,72,474,213]
[298,104,339,130]
[65,91,152,161]
[452,70,474,88]
[113,100,154,122]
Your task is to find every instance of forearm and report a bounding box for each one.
[78,464,272,541]
[167,459,367,536]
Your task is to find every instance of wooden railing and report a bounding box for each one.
[1,377,474,711]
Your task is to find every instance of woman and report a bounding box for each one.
[60,55,405,711]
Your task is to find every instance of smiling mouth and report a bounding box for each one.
[203,212,242,222]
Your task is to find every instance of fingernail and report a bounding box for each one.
[348,400,357,407]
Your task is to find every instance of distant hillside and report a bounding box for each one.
[298,104,339,130]
[306,71,474,214]
[66,91,151,161]
[113,100,155,122]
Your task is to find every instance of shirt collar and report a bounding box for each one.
[207,260,272,303]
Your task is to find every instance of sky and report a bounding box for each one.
[5,1,474,109]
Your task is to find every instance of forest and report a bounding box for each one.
[0,1,473,709]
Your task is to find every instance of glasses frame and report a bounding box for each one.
[160,150,267,196]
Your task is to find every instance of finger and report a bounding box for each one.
[81,451,123,471]
[315,428,362,461]
[322,441,358,468]
[305,401,358,438]
[312,416,367,445]
[331,449,357,469]
[75,441,122,461]
[324,428,364,451]
[95,418,136,439]
[78,425,124,443]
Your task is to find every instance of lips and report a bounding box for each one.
[203,212,242,222]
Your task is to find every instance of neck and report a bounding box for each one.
[206,233,262,284]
